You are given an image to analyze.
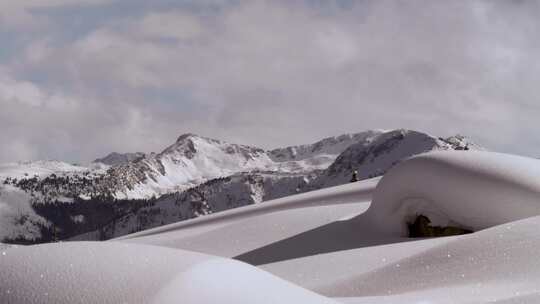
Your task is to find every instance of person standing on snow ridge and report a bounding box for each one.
[350,170,359,183]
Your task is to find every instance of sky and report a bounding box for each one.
[1,0,540,163]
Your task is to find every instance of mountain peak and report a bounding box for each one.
[269,130,384,162]
[176,133,200,142]
[93,152,145,166]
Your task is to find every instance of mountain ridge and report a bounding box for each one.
[0,129,480,243]
[71,129,481,241]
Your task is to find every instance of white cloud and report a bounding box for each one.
[0,0,112,29]
[0,75,44,107]
[138,12,206,40]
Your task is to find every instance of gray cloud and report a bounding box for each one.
[1,0,540,163]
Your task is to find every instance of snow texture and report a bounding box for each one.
[7,147,540,303]
[366,150,540,236]
[0,242,338,304]
[117,150,540,303]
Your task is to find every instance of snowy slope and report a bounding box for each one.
[105,131,384,199]
[75,171,318,240]
[0,161,97,242]
[0,131,377,243]
[93,152,145,166]
[0,130,479,202]
[269,131,384,170]
[0,160,90,179]
[4,150,540,303]
[0,242,339,304]
[0,185,48,242]
[0,129,479,243]
[269,131,382,162]
[76,130,479,241]
[119,150,540,303]
[316,129,481,187]
[114,178,378,254]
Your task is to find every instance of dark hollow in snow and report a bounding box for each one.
[408,214,473,238]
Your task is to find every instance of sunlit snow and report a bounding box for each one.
[3,150,540,303]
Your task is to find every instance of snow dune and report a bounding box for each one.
[0,242,338,304]
[116,177,379,252]
[313,215,540,304]
[367,150,540,236]
[4,150,540,303]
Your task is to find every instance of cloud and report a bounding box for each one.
[137,11,206,40]
[2,0,540,162]
[0,0,113,30]
[0,70,174,162]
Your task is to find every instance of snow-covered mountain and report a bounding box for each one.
[72,130,480,240]
[0,129,479,243]
[315,129,481,187]
[0,160,92,179]
[268,130,383,171]
[94,152,145,166]
[2,131,383,202]
[101,132,390,199]
[104,133,278,198]
[71,171,318,241]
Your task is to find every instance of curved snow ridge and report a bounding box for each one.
[153,259,338,304]
[319,215,540,303]
[0,242,339,304]
[115,177,379,241]
[365,150,540,236]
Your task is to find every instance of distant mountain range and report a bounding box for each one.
[0,129,481,243]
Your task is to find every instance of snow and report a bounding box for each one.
[112,131,389,199]
[116,178,379,254]
[0,242,338,304]
[366,150,540,236]
[261,236,454,293]
[269,131,383,164]
[5,150,540,303]
[69,215,85,223]
[0,185,48,241]
[93,152,145,166]
[118,150,540,303]
[314,215,540,304]
[152,258,338,304]
[0,160,89,179]
[317,129,480,187]
[65,130,480,242]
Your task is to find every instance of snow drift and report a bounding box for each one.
[269,215,540,304]
[0,242,338,304]
[366,150,540,236]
